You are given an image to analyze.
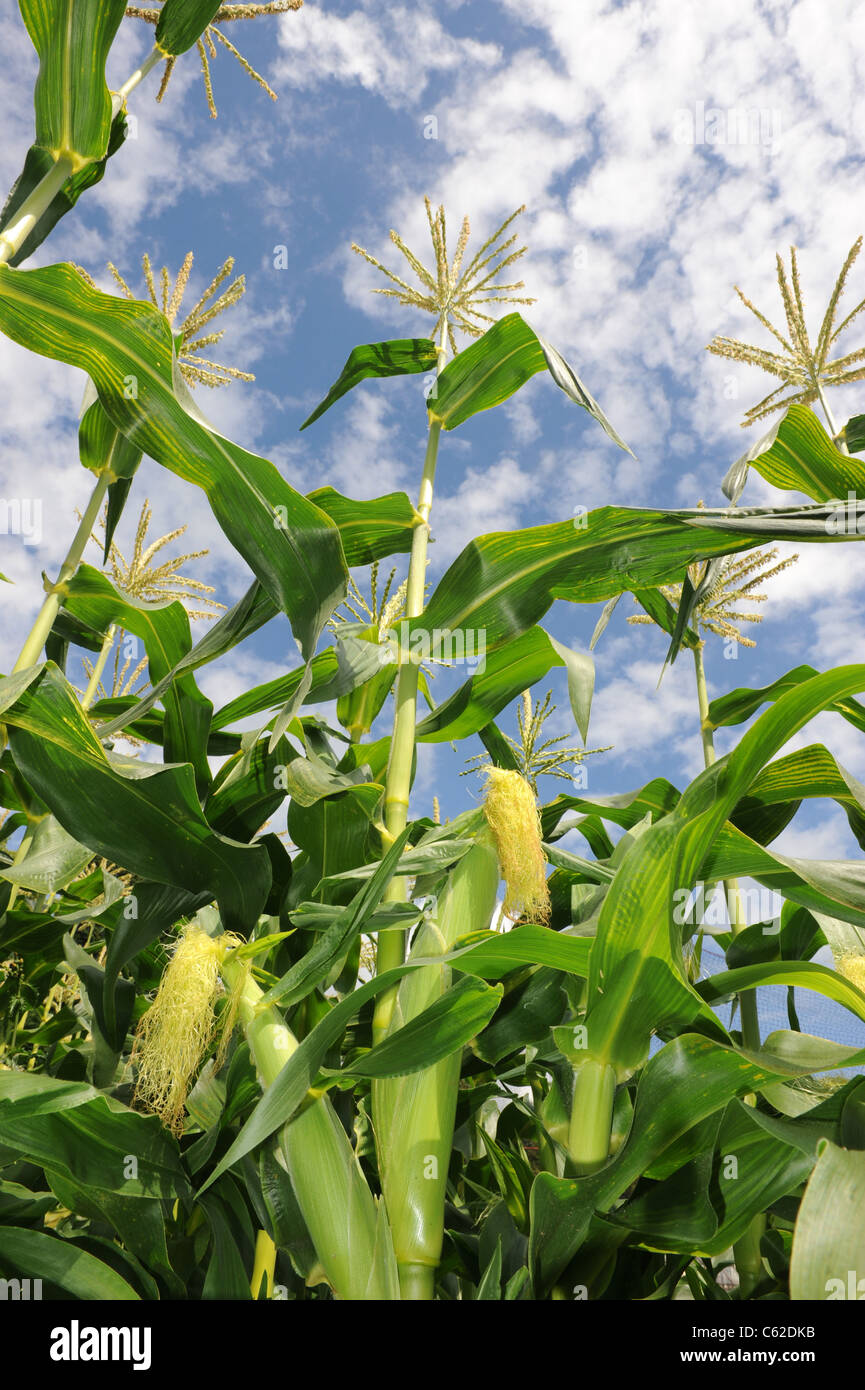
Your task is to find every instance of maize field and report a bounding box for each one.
[0,0,864,1326]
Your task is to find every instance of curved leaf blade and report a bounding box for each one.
[301,339,437,429]
[0,664,270,932]
[0,263,347,659]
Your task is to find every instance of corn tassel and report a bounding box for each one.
[372,836,499,1299]
[221,954,399,1301]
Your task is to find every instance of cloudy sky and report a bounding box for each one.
[3,2,865,1042]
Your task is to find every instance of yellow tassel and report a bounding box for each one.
[837,953,865,993]
[132,924,245,1136]
[482,767,550,924]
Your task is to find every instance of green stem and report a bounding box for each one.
[567,1059,616,1175]
[222,956,397,1301]
[373,327,447,1044]
[0,156,75,267]
[116,45,162,102]
[733,1212,766,1298]
[814,385,849,455]
[81,625,116,711]
[13,473,109,674]
[398,1263,435,1300]
[692,645,760,1052]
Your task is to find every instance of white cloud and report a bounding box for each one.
[275,4,499,105]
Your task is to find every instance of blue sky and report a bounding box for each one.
[2,0,865,1044]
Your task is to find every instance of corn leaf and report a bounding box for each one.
[698,960,865,1026]
[0,263,346,659]
[709,663,865,734]
[19,0,126,166]
[529,1030,865,1294]
[1,813,92,892]
[301,339,437,429]
[726,403,865,503]
[62,564,213,789]
[416,626,593,743]
[0,1225,140,1299]
[790,1141,865,1299]
[429,311,632,454]
[341,977,503,1079]
[584,665,865,1076]
[0,1073,188,1199]
[0,663,270,932]
[415,503,865,664]
[842,411,865,454]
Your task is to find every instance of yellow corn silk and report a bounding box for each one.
[837,953,865,993]
[482,766,550,923]
[132,924,245,1136]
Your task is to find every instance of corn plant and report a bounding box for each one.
[1,0,865,1305]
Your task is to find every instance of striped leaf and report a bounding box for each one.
[62,564,213,789]
[429,312,632,453]
[0,262,346,659]
[724,403,865,504]
[20,0,127,166]
[709,663,865,734]
[415,503,865,662]
[155,0,223,55]
[301,339,437,429]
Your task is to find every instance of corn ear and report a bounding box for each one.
[482,767,550,923]
[372,835,499,1298]
[222,954,399,1301]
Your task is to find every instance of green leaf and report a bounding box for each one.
[585,665,865,1076]
[0,263,346,660]
[301,339,437,429]
[0,663,270,932]
[308,487,417,564]
[415,503,865,663]
[341,977,503,1078]
[416,627,593,744]
[211,637,387,732]
[737,403,865,503]
[260,828,411,1008]
[529,1031,865,1294]
[450,924,592,980]
[0,110,127,268]
[429,312,632,454]
[47,1169,185,1298]
[0,1073,188,1199]
[63,564,213,787]
[790,1141,865,1299]
[155,0,222,55]
[95,579,277,742]
[199,1190,252,1300]
[19,0,127,165]
[1,814,92,892]
[0,1226,139,1299]
[697,959,865,1027]
[78,394,143,555]
[703,823,865,928]
[842,412,865,454]
[204,735,295,843]
[709,663,865,735]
